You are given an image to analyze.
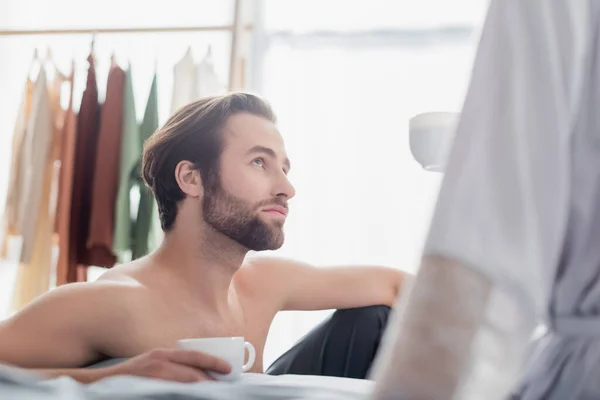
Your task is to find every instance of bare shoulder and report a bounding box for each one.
[234,256,298,301]
[16,267,146,325]
[0,265,149,368]
[7,259,155,338]
[236,256,285,284]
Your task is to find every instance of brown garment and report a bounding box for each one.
[55,66,77,286]
[68,54,101,282]
[86,64,126,268]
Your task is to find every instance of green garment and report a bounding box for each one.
[132,74,159,260]
[112,67,140,262]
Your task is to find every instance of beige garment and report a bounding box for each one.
[1,79,34,257]
[11,66,67,311]
[27,70,68,286]
[170,47,223,115]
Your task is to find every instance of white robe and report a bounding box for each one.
[375,0,600,398]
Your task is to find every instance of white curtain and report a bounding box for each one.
[256,0,486,367]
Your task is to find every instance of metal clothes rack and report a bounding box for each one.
[0,0,253,91]
[0,25,252,36]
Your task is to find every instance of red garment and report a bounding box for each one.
[68,54,101,282]
[86,64,126,268]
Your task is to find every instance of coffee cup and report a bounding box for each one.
[176,337,255,381]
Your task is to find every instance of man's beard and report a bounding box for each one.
[202,179,286,251]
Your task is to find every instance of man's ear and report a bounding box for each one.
[174,160,203,198]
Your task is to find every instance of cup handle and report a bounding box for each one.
[242,342,256,372]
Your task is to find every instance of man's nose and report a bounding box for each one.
[274,173,295,200]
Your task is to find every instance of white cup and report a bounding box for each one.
[409,112,459,172]
[176,337,255,381]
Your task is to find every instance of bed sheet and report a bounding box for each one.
[0,364,375,399]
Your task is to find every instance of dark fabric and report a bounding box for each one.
[68,54,101,282]
[266,305,391,379]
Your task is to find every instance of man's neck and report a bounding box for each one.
[149,224,248,312]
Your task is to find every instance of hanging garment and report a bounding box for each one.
[20,65,70,299]
[373,0,600,399]
[170,48,196,115]
[55,66,76,287]
[113,67,140,263]
[69,54,101,281]
[132,73,159,260]
[16,66,53,265]
[86,64,126,268]
[170,47,223,115]
[196,51,223,99]
[10,66,55,311]
[46,65,70,242]
[1,78,34,258]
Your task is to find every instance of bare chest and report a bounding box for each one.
[100,295,277,372]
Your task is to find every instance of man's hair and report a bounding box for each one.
[141,92,276,232]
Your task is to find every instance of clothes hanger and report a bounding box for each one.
[201,45,217,74]
[90,31,97,53]
[88,31,97,66]
[182,45,193,63]
[26,48,40,80]
[201,45,214,65]
[44,47,66,80]
[151,40,158,73]
[70,59,76,80]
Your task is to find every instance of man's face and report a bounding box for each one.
[202,113,295,251]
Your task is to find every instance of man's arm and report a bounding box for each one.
[0,282,232,383]
[244,257,408,311]
[0,282,118,369]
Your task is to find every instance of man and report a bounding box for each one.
[370,0,600,399]
[0,93,405,383]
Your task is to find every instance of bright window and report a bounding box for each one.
[256,0,486,366]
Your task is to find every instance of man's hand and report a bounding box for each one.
[101,348,232,383]
[31,348,232,384]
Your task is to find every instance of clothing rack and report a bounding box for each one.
[0,0,253,91]
[0,25,253,36]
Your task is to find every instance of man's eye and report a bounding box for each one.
[252,158,264,167]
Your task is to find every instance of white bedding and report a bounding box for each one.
[0,364,375,399]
